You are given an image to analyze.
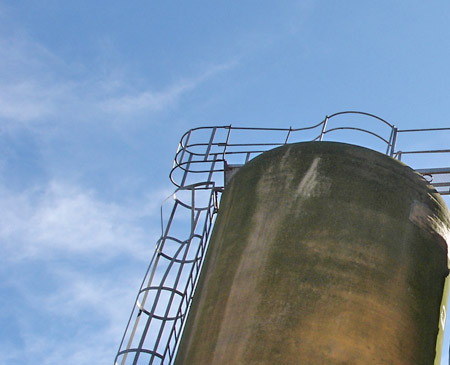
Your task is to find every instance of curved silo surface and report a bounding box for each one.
[175,141,450,364]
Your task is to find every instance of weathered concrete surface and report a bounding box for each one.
[175,142,450,365]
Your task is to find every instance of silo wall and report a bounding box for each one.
[175,142,450,364]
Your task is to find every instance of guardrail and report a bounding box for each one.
[169,112,450,194]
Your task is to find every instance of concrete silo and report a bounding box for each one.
[174,142,450,364]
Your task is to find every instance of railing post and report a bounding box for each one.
[390,127,398,157]
[222,125,232,160]
[284,127,292,144]
[204,127,217,161]
[386,127,394,155]
[319,116,329,141]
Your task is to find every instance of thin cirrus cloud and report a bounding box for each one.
[0,81,59,123]
[0,15,240,365]
[0,32,238,128]
[0,181,162,262]
[100,60,238,114]
[0,180,165,364]
[18,266,142,364]
[0,35,70,124]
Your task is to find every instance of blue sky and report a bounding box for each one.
[1,1,450,364]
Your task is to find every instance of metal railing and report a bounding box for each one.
[115,111,450,365]
[169,111,450,193]
[170,111,401,189]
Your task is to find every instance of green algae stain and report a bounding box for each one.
[176,142,450,365]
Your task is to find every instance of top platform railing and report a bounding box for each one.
[170,111,450,195]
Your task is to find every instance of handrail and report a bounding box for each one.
[322,126,391,144]
[398,127,450,132]
[168,111,450,195]
[327,111,394,128]
[170,111,398,189]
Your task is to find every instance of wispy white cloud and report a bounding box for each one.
[0,10,238,365]
[0,181,165,262]
[100,61,238,114]
[0,36,66,125]
[17,267,141,365]
[0,179,170,364]
[0,80,65,123]
[0,30,238,129]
